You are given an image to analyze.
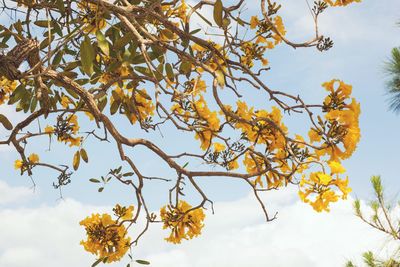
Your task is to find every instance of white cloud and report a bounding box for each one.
[0,180,35,205]
[0,182,395,267]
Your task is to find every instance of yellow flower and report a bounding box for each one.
[227,159,239,170]
[328,161,346,174]
[44,125,54,134]
[0,77,17,105]
[14,160,23,170]
[61,96,70,108]
[28,153,39,164]
[324,0,361,6]
[250,16,259,29]
[195,130,212,151]
[68,137,82,147]
[334,177,352,199]
[213,142,226,153]
[80,212,131,263]
[160,200,205,244]
[316,172,332,186]
[308,128,322,143]
[113,204,134,221]
[84,112,95,121]
[272,16,286,44]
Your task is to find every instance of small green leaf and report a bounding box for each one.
[73,151,80,171]
[123,172,134,177]
[98,187,104,192]
[179,61,191,75]
[165,63,174,82]
[89,178,101,183]
[96,30,109,56]
[34,20,49,27]
[56,0,65,15]
[136,260,150,265]
[80,36,95,75]
[80,149,89,163]
[91,258,103,267]
[215,70,225,87]
[0,114,13,130]
[213,0,223,27]
[110,100,120,115]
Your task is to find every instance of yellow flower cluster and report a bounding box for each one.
[191,42,227,73]
[235,103,291,188]
[14,153,40,170]
[163,0,188,23]
[160,201,205,244]
[309,80,361,161]
[298,161,351,212]
[130,90,155,124]
[234,79,358,212]
[324,0,361,6]
[0,77,17,105]
[240,41,269,68]
[57,115,82,147]
[235,102,287,147]
[106,68,155,124]
[99,65,131,86]
[299,80,359,212]
[213,142,226,153]
[79,205,133,263]
[193,95,220,150]
[250,15,286,48]
[78,1,107,33]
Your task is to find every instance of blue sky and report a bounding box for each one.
[0,0,400,266]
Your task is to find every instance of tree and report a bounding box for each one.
[384,20,400,112]
[385,45,400,112]
[345,176,400,267]
[0,0,361,264]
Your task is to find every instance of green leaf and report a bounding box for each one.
[123,172,134,177]
[213,0,223,27]
[56,0,65,15]
[34,20,49,27]
[96,30,109,56]
[215,70,225,87]
[52,50,63,67]
[30,97,37,113]
[98,187,104,192]
[91,258,103,267]
[135,260,150,265]
[80,149,89,163]
[165,63,174,82]
[0,114,12,130]
[179,61,191,75]
[89,178,101,183]
[80,36,95,76]
[110,100,120,115]
[190,28,202,35]
[73,151,80,171]
[194,9,213,27]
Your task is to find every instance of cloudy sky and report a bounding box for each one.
[0,0,400,266]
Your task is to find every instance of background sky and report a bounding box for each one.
[0,0,400,266]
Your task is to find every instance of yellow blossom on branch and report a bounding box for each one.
[28,153,39,164]
[160,201,205,244]
[80,206,132,263]
[14,159,23,170]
